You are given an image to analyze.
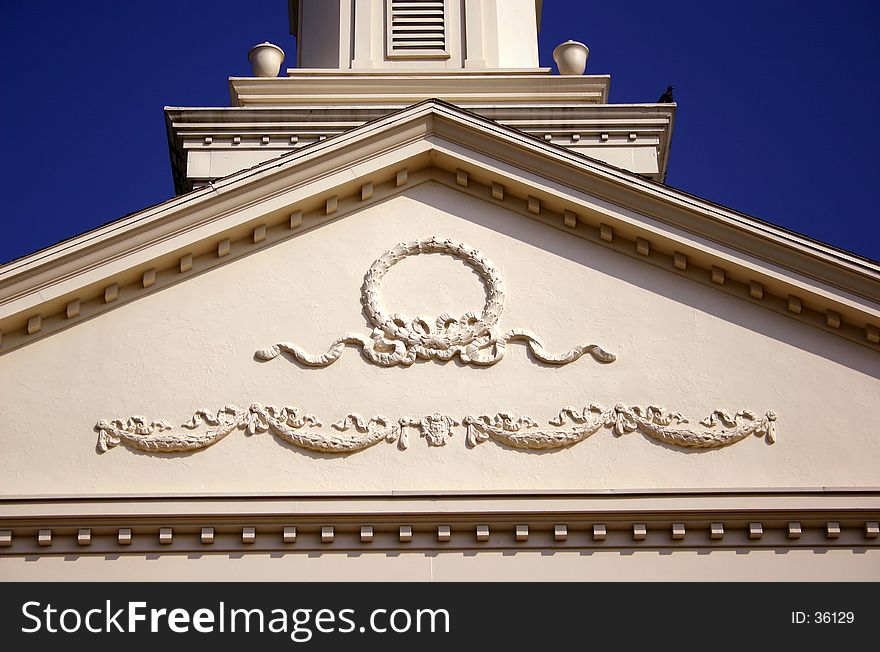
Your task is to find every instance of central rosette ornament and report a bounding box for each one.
[256,237,616,367]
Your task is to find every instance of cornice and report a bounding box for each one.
[1,491,877,556]
[229,71,610,107]
[0,101,877,355]
[165,102,675,190]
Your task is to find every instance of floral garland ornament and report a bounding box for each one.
[463,406,777,450]
[255,237,616,367]
[96,404,775,455]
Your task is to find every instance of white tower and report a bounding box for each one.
[292,0,541,70]
[166,1,674,193]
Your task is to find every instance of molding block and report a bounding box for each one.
[826,522,841,539]
[476,525,490,542]
[491,182,504,200]
[253,224,267,244]
[749,522,763,539]
[515,524,529,541]
[77,529,92,546]
[142,269,156,288]
[527,196,540,214]
[673,252,687,270]
[399,525,413,542]
[395,169,408,186]
[118,529,132,545]
[599,223,613,242]
[283,527,297,544]
[636,238,650,256]
[825,310,841,329]
[455,169,468,186]
[563,210,577,229]
[179,253,193,273]
[749,281,764,299]
[66,299,81,319]
[633,523,647,540]
[321,526,334,543]
[671,523,686,540]
[159,528,173,545]
[325,196,338,214]
[104,284,118,303]
[361,182,373,201]
[711,266,725,285]
[554,524,568,542]
[289,210,303,229]
[710,523,724,540]
[787,522,802,539]
[38,529,52,547]
[360,526,374,543]
[27,315,41,334]
[593,524,606,541]
[217,238,230,257]
[787,295,802,314]
[0,530,11,547]
[437,525,451,542]
[201,528,214,544]
[242,527,256,544]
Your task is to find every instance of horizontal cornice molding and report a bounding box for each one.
[229,72,611,107]
[165,103,675,188]
[1,491,877,556]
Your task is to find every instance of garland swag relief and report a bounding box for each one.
[96,237,777,457]
[256,237,616,367]
[96,404,777,454]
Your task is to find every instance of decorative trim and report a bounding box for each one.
[3,516,875,557]
[3,167,877,359]
[96,403,776,455]
[2,493,876,558]
[465,405,776,450]
[256,237,616,368]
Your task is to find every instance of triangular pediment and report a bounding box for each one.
[1,100,878,355]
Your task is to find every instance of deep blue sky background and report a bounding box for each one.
[1,1,878,264]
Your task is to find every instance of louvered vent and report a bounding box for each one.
[387,0,448,58]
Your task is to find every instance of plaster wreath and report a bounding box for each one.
[256,237,616,367]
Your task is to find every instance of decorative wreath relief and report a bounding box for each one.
[96,404,776,455]
[255,237,616,367]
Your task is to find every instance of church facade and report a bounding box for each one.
[1,0,878,580]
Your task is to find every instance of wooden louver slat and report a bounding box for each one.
[390,0,446,53]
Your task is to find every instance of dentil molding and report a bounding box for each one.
[96,404,777,455]
[256,237,616,368]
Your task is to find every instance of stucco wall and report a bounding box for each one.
[3,548,877,581]
[1,181,877,497]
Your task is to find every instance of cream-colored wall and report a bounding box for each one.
[493,0,539,69]
[3,548,877,581]
[1,182,877,497]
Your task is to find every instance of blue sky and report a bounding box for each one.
[1,1,878,263]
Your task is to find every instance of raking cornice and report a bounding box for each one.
[0,100,877,354]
